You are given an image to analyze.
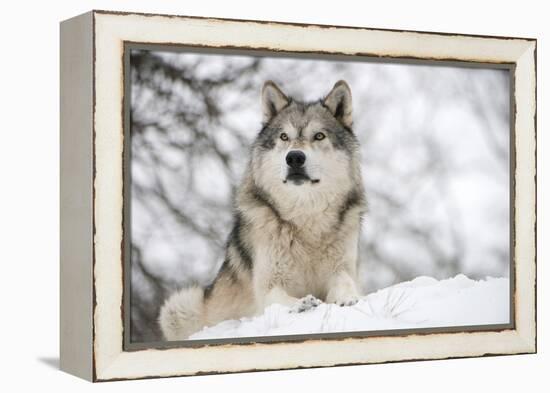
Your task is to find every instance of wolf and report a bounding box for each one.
[159,80,367,340]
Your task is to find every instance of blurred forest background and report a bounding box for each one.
[129,49,510,342]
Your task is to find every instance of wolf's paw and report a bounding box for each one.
[290,295,322,313]
[335,296,359,307]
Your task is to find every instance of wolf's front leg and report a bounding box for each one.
[326,270,360,306]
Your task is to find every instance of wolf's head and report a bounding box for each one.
[249,80,363,213]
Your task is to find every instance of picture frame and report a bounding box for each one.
[60,10,536,382]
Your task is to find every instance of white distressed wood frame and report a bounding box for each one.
[60,10,536,382]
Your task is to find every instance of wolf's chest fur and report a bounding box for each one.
[269,227,339,298]
[248,202,361,299]
[270,236,346,299]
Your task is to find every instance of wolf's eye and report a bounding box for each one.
[314,132,326,141]
[280,133,289,141]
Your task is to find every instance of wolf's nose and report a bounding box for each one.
[286,150,306,169]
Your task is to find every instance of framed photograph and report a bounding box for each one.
[60,10,537,381]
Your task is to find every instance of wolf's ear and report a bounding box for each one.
[262,81,289,123]
[323,80,353,128]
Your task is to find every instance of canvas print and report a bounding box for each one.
[127,48,511,344]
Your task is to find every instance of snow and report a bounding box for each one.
[189,275,509,340]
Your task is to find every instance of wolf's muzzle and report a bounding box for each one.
[284,150,316,185]
[286,150,306,169]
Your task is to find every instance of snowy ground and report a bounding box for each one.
[189,275,510,340]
